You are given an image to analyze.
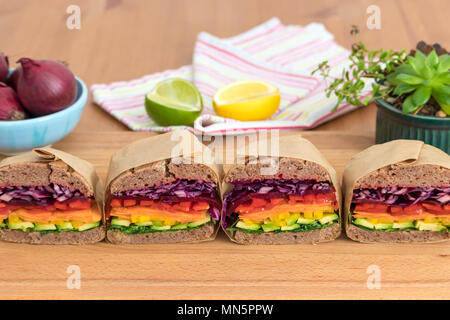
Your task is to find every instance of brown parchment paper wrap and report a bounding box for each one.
[342,140,450,233]
[105,130,222,242]
[0,147,104,223]
[221,134,342,242]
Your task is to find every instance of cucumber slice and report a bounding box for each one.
[7,221,34,231]
[297,217,315,224]
[374,223,393,230]
[286,217,298,226]
[281,224,300,231]
[319,213,338,225]
[392,221,414,229]
[152,225,171,231]
[78,221,100,232]
[188,216,211,228]
[34,223,57,231]
[262,224,280,232]
[353,218,375,229]
[415,221,446,232]
[56,222,74,231]
[172,223,189,230]
[236,221,261,231]
[135,221,153,226]
[151,221,164,227]
[111,218,130,227]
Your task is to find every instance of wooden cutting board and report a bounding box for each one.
[1,131,449,300]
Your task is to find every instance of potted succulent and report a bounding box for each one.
[313,35,450,153]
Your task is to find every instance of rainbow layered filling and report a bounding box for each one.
[224,179,339,234]
[0,184,101,233]
[351,186,450,231]
[107,179,221,234]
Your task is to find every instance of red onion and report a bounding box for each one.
[0,53,9,83]
[0,82,26,121]
[16,58,77,116]
[7,66,21,90]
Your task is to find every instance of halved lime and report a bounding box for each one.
[145,78,203,126]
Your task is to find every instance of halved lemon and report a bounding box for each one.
[212,80,281,121]
[145,78,203,126]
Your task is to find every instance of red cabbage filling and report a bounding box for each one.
[222,179,335,228]
[111,179,221,221]
[352,186,450,207]
[0,184,90,207]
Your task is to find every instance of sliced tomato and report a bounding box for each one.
[173,201,192,212]
[403,204,423,214]
[355,203,389,213]
[251,198,268,207]
[289,195,303,202]
[0,202,5,208]
[54,202,69,210]
[123,200,137,207]
[140,200,153,206]
[390,206,403,215]
[69,200,91,210]
[269,198,284,206]
[304,194,315,204]
[316,193,335,203]
[422,203,443,211]
[445,205,450,212]
[192,201,209,211]
[110,199,122,207]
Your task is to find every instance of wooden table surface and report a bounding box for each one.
[0,0,449,300]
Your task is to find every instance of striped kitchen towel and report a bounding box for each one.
[91,17,366,135]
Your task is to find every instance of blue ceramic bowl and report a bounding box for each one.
[0,76,88,155]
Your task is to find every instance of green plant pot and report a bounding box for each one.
[375,98,449,154]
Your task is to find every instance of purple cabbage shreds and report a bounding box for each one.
[113,179,218,200]
[221,179,334,228]
[352,186,450,207]
[0,184,86,206]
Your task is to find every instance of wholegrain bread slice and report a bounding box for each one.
[0,226,105,245]
[224,157,331,183]
[106,223,215,244]
[109,158,218,194]
[346,224,450,243]
[233,223,341,245]
[343,140,450,243]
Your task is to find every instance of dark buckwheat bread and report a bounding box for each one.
[346,224,450,243]
[233,223,341,245]
[107,223,215,244]
[109,157,218,194]
[0,160,104,244]
[0,226,106,245]
[224,157,331,183]
[0,160,93,196]
[355,163,450,188]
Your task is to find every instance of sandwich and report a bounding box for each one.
[344,140,450,243]
[222,134,341,245]
[0,148,105,244]
[105,131,221,244]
